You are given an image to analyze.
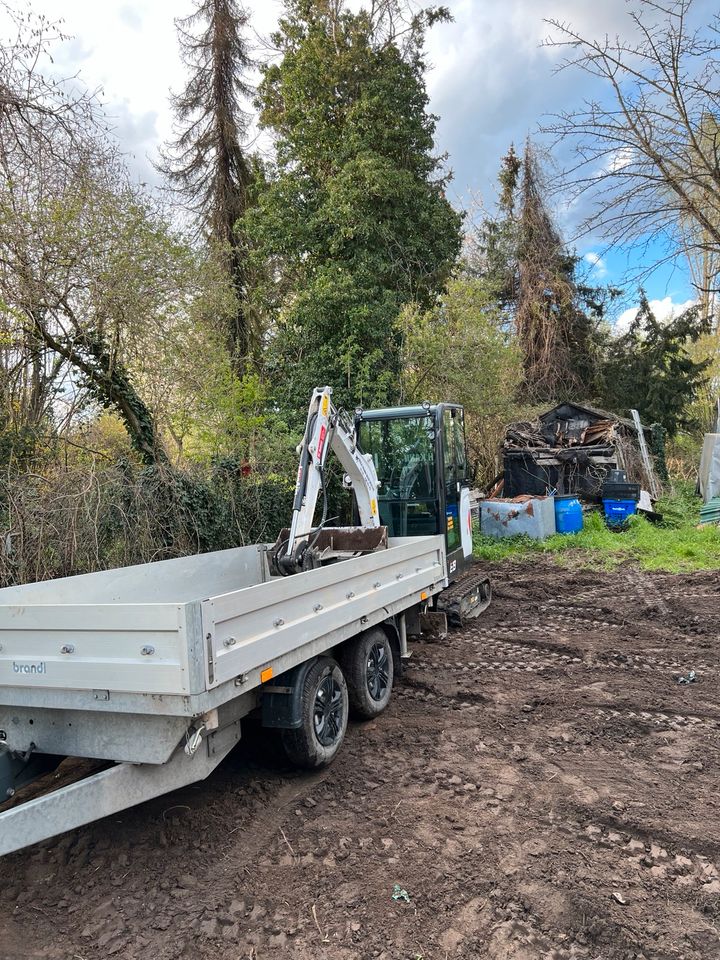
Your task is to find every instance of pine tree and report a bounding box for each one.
[515,143,585,399]
[472,144,521,305]
[161,0,254,362]
[601,296,711,436]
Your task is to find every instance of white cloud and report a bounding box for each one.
[614,297,697,333]
[584,251,607,277]
[118,5,143,32]
[1,0,634,199]
[606,146,636,173]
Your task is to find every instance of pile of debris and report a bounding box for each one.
[505,416,619,449]
[499,402,660,502]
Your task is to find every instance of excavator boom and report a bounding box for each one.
[272,386,383,576]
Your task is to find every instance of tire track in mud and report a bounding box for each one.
[396,675,490,708]
[466,627,581,654]
[545,588,720,604]
[414,637,575,671]
[560,813,720,895]
[457,633,710,678]
[589,706,720,730]
[592,651,713,674]
[472,615,621,634]
[416,634,713,682]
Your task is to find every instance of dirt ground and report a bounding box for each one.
[2,559,720,960]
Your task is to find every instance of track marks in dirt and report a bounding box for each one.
[467,623,599,655]
[3,558,720,960]
[590,705,720,731]
[593,649,713,674]
[571,816,720,895]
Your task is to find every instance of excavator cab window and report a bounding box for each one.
[442,408,467,552]
[357,415,439,538]
[356,403,468,554]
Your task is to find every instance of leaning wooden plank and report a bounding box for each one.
[630,408,662,499]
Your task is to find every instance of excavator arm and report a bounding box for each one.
[272,387,385,576]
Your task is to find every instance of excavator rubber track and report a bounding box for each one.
[437,566,492,628]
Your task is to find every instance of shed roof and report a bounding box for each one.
[538,402,649,434]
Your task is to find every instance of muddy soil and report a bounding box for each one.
[1,560,719,960]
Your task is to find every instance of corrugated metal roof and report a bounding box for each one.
[699,497,720,525]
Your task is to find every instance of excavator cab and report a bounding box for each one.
[355,403,474,582]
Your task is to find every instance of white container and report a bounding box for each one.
[480,496,556,540]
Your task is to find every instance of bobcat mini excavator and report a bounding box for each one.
[271,386,491,625]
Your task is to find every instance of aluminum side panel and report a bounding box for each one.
[0,604,190,695]
[203,537,445,688]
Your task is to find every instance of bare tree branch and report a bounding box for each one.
[542,0,720,310]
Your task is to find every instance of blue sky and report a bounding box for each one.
[2,0,706,323]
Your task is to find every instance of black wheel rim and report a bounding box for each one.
[313,673,344,746]
[366,641,390,701]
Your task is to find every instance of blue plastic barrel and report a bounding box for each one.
[554,495,583,534]
[603,498,637,527]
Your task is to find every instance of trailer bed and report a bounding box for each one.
[0,535,447,855]
[0,536,446,758]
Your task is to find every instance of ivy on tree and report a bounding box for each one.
[475,141,619,403]
[246,1,462,418]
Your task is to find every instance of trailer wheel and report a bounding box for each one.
[341,628,394,720]
[281,657,348,769]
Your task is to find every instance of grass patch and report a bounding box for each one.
[473,483,720,573]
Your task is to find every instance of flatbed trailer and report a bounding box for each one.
[0,535,447,856]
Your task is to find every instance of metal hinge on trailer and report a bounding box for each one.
[206,630,215,685]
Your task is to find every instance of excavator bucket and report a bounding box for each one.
[270,526,388,575]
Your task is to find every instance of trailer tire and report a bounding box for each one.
[280,657,348,769]
[341,627,394,720]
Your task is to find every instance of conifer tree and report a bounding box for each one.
[477,142,608,401]
[601,296,711,436]
[161,0,254,362]
[247,1,462,417]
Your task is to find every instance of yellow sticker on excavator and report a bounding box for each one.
[321,395,329,416]
[371,499,377,515]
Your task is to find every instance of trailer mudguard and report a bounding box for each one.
[378,619,403,678]
[261,619,404,731]
[260,658,319,730]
